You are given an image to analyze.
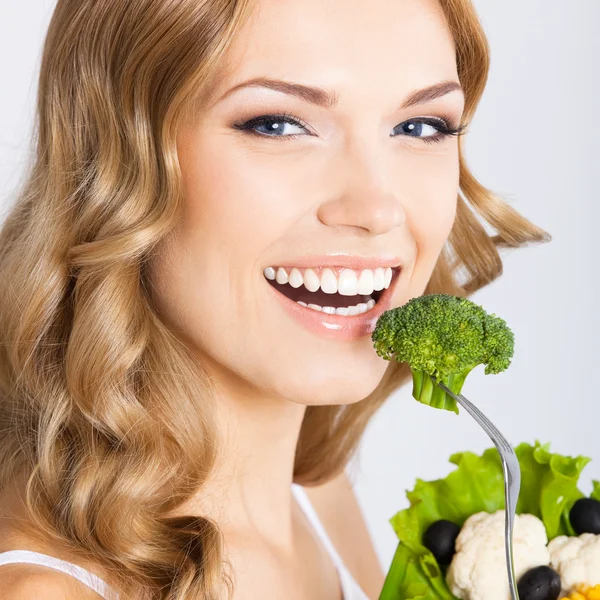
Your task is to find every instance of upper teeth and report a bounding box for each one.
[262,266,394,296]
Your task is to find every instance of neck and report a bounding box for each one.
[179,364,307,546]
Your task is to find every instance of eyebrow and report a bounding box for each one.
[215,77,463,109]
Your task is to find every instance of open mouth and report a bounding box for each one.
[263,266,398,316]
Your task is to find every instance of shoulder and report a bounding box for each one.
[0,564,103,599]
[302,470,385,599]
[0,485,107,599]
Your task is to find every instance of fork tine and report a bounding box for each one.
[450,388,512,452]
[457,394,512,452]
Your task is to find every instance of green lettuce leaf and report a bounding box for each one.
[591,480,600,502]
[379,441,591,600]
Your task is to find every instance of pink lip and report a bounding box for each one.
[266,267,401,341]
[270,254,402,271]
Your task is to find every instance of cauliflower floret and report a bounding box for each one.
[446,510,550,600]
[548,533,600,592]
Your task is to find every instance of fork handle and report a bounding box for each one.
[435,380,522,600]
[502,455,522,600]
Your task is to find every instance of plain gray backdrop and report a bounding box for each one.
[1,0,598,571]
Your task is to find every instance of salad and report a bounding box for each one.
[371,295,600,599]
[377,441,600,600]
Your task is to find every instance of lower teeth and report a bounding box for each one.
[296,299,376,316]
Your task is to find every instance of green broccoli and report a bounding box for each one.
[372,293,514,413]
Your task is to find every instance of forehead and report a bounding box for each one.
[216,0,458,99]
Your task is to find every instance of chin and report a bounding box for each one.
[273,358,389,407]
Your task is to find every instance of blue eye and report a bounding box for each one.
[394,120,440,137]
[233,113,465,144]
[247,117,306,136]
[232,113,311,140]
[392,118,463,144]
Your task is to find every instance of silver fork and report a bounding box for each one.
[433,378,521,600]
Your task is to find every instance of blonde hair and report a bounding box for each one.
[0,0,549,598]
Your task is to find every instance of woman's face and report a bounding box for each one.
[149,0,464,406]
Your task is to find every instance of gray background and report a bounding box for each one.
[1,0,598,571]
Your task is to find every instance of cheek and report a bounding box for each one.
[154,131,316,364]
[413,182,457,253]
[399,150,459,282]
[177,132,309,250]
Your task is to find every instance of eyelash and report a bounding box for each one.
[232,111,468,145]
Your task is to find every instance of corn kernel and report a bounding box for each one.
[577,585,592,593]
[561,585,600,600]
[588,586,600,600]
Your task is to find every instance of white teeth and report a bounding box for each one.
[303,268,320,292]
[338,269,358,296]
[357,269,374,295]
[276,267,288,284]
[266,265,397,295]
[289,267,304,288]
[384,266,393,288]
[296,298,378,316]
[320,268,338,294]
[373,267,385,291]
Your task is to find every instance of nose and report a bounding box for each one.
[316,144,407,236]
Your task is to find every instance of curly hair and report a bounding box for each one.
[0,0,549,598]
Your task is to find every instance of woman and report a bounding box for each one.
[0,0,549,598]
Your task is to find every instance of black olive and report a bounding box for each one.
[517,566,561,600]
[422,519,460,566]
[570,497,600,534]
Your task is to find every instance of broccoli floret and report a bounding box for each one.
[371,293,514,413]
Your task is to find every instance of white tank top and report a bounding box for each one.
[0,484,370,599]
